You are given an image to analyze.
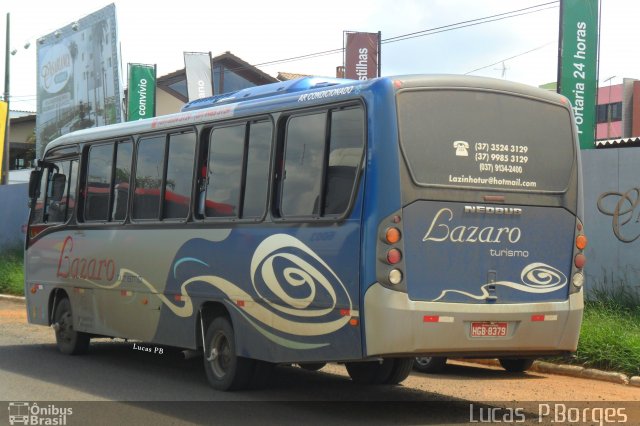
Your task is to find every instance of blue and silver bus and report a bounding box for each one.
[25,75,586,390]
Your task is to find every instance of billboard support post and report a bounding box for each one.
[1,13,10,185]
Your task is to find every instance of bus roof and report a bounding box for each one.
[43,74,569,156]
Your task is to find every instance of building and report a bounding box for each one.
[595,77,640,146]
[153,51,277,115]
[7,110,36,170]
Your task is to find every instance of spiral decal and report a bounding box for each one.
[250,234,354,333]
[521,263,566,289]
[432,262,568,302]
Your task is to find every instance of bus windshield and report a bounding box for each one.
[397,89,575,192]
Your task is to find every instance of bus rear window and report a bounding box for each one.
[397,89,575,192]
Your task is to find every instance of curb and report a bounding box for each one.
[0,294,26,303]
[2,294,639,387]
[463,358,640,387]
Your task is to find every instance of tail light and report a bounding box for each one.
[386,248,402,265]
[572,221,587,290]
[379,215,404,287]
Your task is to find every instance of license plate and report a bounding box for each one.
[470,322,508,337]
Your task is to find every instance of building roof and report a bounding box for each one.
[277,72,311,81]
[9,110,35,119]
[595,137,640,148]
[157,51,277,102]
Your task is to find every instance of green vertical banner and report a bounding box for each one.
[558,0,599,149]
[127,64,157,121]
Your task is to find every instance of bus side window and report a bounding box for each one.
[85,143,114,221]
[241,120,272,219]
[112,141,133,221]
[47,160,78,223]
[133,136,166,220]
[323,107,364,215]
[206,125,245,218]
[281,112,327,217]
[279,106,363,219]
[31,170,48,224]
[164,132,196,219]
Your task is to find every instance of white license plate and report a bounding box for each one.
[470,322,508,337]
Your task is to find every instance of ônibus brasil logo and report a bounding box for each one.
[8,402,72,425]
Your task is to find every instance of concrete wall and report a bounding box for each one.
[0,183,28,251]
[581,148,640,298]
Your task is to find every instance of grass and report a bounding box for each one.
[572,301,640,377]
[0,247,24,296]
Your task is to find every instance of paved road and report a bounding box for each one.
[1,299,638,425]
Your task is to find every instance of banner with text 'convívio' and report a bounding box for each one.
[127,64,156,121]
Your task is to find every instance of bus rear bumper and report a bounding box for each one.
[363,283,583,358]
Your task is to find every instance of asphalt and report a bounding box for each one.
[2,293,638,388]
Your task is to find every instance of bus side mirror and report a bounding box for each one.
[28,170,42,199]
[51,173,67,202]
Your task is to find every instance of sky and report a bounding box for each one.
[1,0,638,112]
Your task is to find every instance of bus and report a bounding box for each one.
[24,75,586,390]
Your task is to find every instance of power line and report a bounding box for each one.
[252,1,559,69]
[382,1,558,44]
[464,41,555,75]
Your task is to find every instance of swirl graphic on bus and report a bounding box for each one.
[432,262,567,302]
[98,234,356,349]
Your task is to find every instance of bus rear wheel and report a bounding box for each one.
[53,297,90,355]
[499,358,535,373]
[413,356,447,374]
[203,316,254,391]
[346,358,411,385]
[384,358,414,384]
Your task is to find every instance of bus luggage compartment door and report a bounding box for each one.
[402,201,575,304]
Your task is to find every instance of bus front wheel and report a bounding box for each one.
[499,358,535,373]
[203,316,254,391]
[53,297,90,355]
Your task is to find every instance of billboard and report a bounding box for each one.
[184,52,213,101]
[344,32,380,80]
[127,64,156,121]
[36,3,123,156]
[558,0,599,150]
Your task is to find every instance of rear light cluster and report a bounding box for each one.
[383,215,403,285]
[572,221,587,288]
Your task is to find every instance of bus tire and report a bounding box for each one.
[413,356,447,374]
[203,316,254,391]
[53,297,90,355]
[345,359,394,385]
[250,360,275,389]
[384,358,414,384]
[298,362,326,371]
[499,358,535,373]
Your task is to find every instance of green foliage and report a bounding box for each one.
[574,301,640,377]
[0,247,24,296]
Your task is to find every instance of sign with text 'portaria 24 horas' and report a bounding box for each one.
[558,0,599,150]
